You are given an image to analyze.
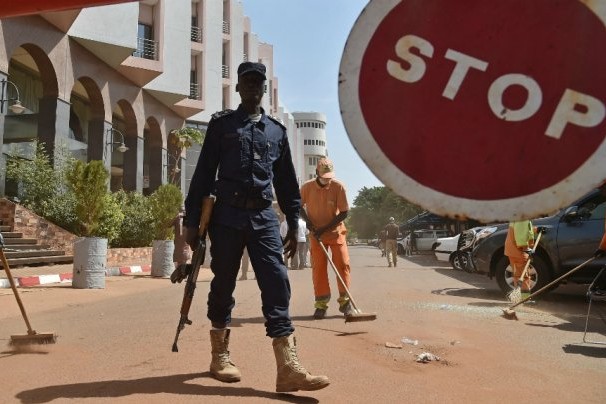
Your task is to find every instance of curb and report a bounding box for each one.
[0,265,152,289]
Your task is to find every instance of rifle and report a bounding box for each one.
[171,196,215,352]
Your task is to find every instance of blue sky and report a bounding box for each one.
[240,0,382,205]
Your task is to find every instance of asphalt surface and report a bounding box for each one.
[1,246,605,403]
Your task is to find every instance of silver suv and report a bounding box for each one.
[398,229,451,254]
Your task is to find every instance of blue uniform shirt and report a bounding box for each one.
[184,105,301,231]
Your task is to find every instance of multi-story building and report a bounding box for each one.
[293,112,328,181]
[0,0,304,198]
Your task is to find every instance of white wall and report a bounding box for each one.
[144,0,190,97]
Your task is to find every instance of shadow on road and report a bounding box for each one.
[431,286,503,301]
[15,372,320,404]
[562,343,606,358]
[231,316,369,338]
[0,346,50,359]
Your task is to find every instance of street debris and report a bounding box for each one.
[385,342,402,349]
[401,337,419,346]
[416,352,440,363]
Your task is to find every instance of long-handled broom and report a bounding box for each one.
[502,256,596,320]
[0,233,57,345]
[315,236,377,323]
[506,231,543,304]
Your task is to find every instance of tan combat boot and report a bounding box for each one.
[272,334,330,392]
[209,329,241,383]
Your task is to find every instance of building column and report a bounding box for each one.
[0,73,7,196]
[148,145,165,193]
[37,96,70,167]
[177,155,186,194]
[88,119,111,163]
[123,135,143,192]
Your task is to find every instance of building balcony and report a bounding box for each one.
[222,65,229,79]
[189,83,201,100]
[222,21,230,34]
[132,37,158,60]
[191,26,202,43]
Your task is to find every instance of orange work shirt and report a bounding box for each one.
[300,178,349,240]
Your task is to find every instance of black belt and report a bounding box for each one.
[225,197,271,210]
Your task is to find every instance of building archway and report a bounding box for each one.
[143,116,163,195]
[110,100,138,192]
[69,76,105,162]
[2,44,58,196]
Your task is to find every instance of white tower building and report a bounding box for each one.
[292,112,327,181]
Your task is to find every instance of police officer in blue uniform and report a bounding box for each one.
[184,62,329,393]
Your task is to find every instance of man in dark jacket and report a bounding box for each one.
[183,62,329,393]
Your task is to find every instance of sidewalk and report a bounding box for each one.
[0,262,152,288]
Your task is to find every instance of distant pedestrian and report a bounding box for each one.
[239,247,253,280]
[279,215,296,270]
[378,229,387,257]
[384,217,400,267]
[410,231,418,255]
[404,234,412,257]
[295,217,309,269]
[173,206,191,266]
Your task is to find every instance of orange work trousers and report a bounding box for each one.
[509,256,531,291]
[310,233,351,307]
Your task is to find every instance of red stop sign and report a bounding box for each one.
[340,0,606,222]
[0,1,136,18]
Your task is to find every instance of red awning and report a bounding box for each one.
[0,0,137,18]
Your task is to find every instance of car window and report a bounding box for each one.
[579,194,606,220]
[589,201,606,220]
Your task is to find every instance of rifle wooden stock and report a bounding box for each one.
[171,196,215,352]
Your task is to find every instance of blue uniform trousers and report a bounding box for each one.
[207,222,294,338]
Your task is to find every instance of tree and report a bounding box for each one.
[348,186,423,239]
[168,127,205,184]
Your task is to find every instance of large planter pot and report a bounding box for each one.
[72,237,107,289]
[151,239,175,277]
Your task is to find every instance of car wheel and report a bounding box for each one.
[450,252,466,271]
[398,244,404,255]
[494,255,551,295]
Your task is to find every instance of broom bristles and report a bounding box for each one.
[10,332,57,346]
[501,308,519,320]
[507,287,522,303]
[344,311,377,323]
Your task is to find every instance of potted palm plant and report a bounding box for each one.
[168,127,204,184]
[66,160,111,289]
[149,183,183,277]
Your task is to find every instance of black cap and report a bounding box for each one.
[237,62,266,79]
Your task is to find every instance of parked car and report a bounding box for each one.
[368,238,379,247]
[398,229,451,255]
[434,227,496,271]
[472,188,606,294]
[433,234,460,263]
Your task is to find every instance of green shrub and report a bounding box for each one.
[149,184,183,240]
[5,142,67,216]
[65,160,110,237]
[44,192,79,232]
[96,193,125,244]
[113,190,154,248]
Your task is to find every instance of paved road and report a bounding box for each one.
[1,246,604,403]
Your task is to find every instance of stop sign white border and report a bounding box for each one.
[339,0,606,222]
